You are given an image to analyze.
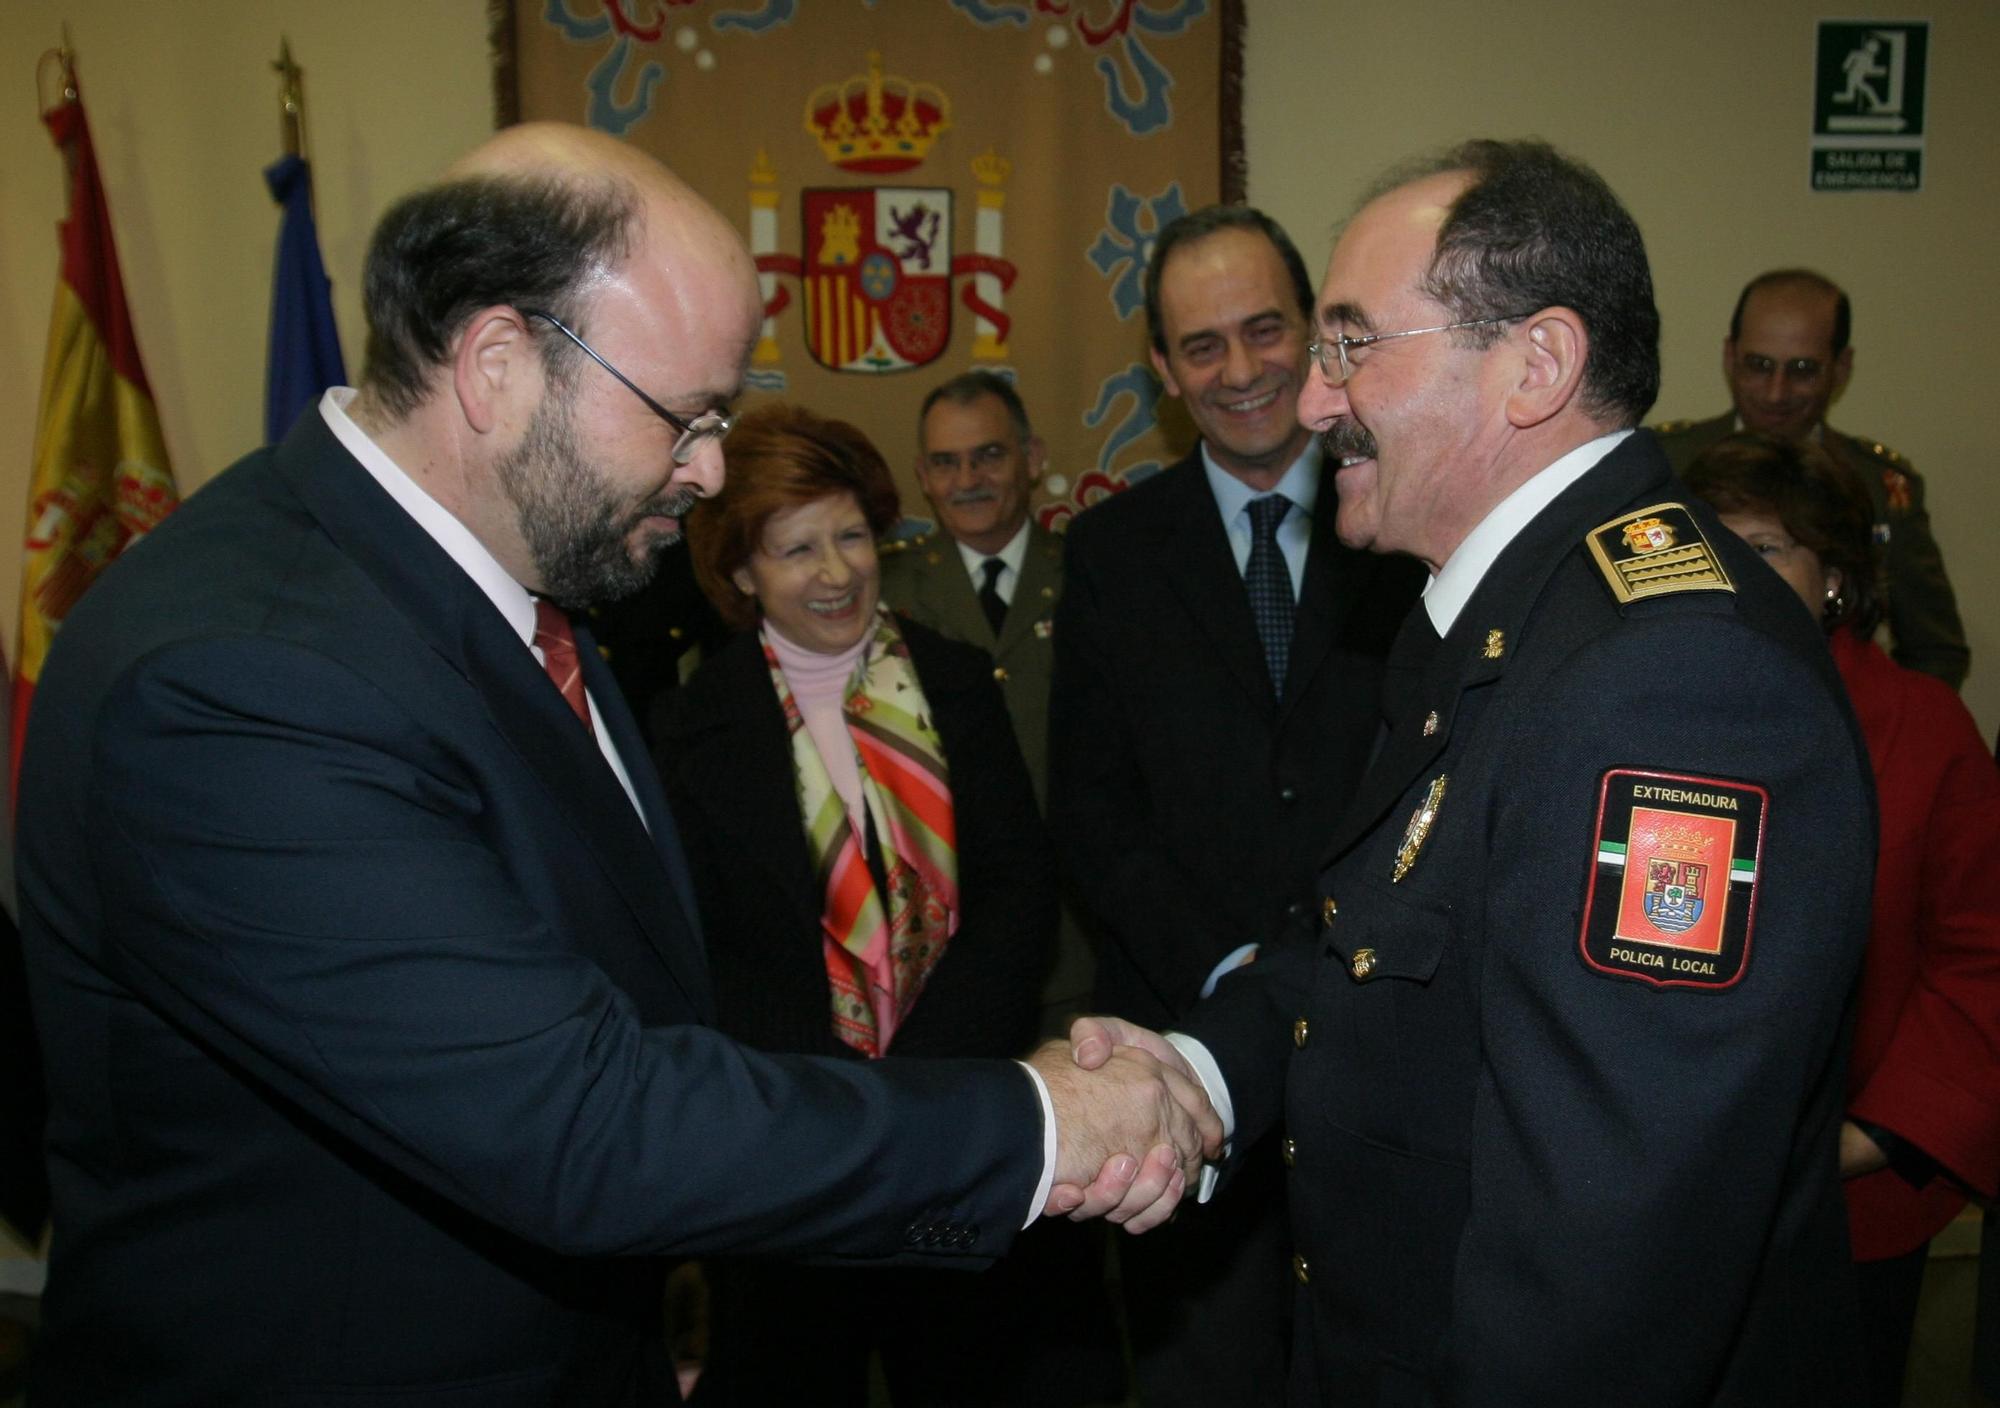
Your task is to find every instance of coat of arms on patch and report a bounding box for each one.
[1578,767,1767,990]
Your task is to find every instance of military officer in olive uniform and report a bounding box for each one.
[881,371,1128,1408]
[1086,140,1875,1405]
[881,371,1079,1031]
[1652,268,1968,688]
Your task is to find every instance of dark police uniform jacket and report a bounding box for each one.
[1184,431,1876,1407]
[1653,411,1968,688]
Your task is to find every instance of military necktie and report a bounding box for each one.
[977,556,1009,636]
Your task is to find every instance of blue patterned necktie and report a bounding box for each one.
[1245,494,1295,699]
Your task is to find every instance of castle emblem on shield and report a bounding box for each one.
[1642,856,1708,934]
[803,187,953,372]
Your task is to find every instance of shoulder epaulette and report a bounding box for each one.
[1586,502,1735,607]
[877,533,926,556]
[1649,418,1698,435]
[1865,440,1907,467]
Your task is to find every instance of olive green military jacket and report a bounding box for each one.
[879,520,1064,798]
[1652,413,1969,688]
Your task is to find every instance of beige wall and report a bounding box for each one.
[0,0,495,632]
[1246,0,2000,736]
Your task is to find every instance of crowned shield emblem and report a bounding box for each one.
[802,187,953,372]
[1623,516,1676,553]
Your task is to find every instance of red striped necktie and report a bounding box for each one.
[533,598,594,737]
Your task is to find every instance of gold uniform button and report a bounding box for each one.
[668,626,685,641]
[993,666,1009,683]
[1292,1253,1310,1285]
[1351,947,1377,981]
[1319,896,1338,927]
[1292,1018,1309,1049]
[1281,1137,1296,1168]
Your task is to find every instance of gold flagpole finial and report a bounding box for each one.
[36,26,79,116]
[273,36,305,159]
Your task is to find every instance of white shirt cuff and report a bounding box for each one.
[1019,1059,1058,1228]
[1164,1032,1233,1203]
[1199,942,1259,999]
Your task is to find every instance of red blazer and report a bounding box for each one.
[1836,627,2000,1260]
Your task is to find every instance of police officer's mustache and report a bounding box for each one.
[1321,422,1379,463]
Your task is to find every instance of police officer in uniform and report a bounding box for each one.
[1082,140,1877,1406]
[1652,269,1968,688]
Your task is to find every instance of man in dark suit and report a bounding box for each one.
[1651,269,1968,688]
[1083,139,1876,1405]
[1049,206,1421,1405]
[16,122,1216,1406]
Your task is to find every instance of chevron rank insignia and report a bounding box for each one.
[1586,503,1734,606]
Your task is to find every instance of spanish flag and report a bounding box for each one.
[15,83,180,792]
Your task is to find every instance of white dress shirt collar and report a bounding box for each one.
[953,517,1032,599]
[1200,437,1322,523]
[1424,429,1632,636]
[321,387,539,648]
[318,388,645,820]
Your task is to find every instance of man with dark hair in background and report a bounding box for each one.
[1078,139,1877,1405]
[1049,204,1421,1404]
[1653,268,1968,687]
[15,122,1216,1405]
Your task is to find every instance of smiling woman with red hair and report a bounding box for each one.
[658,404,1062,1405]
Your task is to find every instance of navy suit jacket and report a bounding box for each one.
[1048,448,1424,1029]
[18,410,1042,1406]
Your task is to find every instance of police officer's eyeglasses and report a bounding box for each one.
[520,308,733,466]
[1307,313,1536,385]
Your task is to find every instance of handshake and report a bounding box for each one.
[1027,1016,1225,1235]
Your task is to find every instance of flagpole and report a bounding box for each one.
[274,36,305,163]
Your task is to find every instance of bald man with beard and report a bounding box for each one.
[15,124,1217,1405]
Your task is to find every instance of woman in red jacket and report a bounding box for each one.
[1689,431,2000,1406]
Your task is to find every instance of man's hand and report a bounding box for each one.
[1027,1037,1222,1234]
[1839,1119,1889,1178]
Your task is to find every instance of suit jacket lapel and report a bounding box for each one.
[914,541,996,650]
[996,521,1061,654]
[1157,454,1274,712]
[671,638,821,925]
[1277,485,1358,728]
[271,412,716,1018]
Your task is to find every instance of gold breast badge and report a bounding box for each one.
[1391,773,1448,883]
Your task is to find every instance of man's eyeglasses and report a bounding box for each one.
[1307,313,1536,385]
[520,308,733,466]
[923,442,1015,476]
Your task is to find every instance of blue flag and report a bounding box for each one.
[264,153,346,445]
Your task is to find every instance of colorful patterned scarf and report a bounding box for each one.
[762,610,959,1056]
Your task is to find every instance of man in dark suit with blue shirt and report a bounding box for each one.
[16,122,1216,1406]
[1049,205,1421,1406]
